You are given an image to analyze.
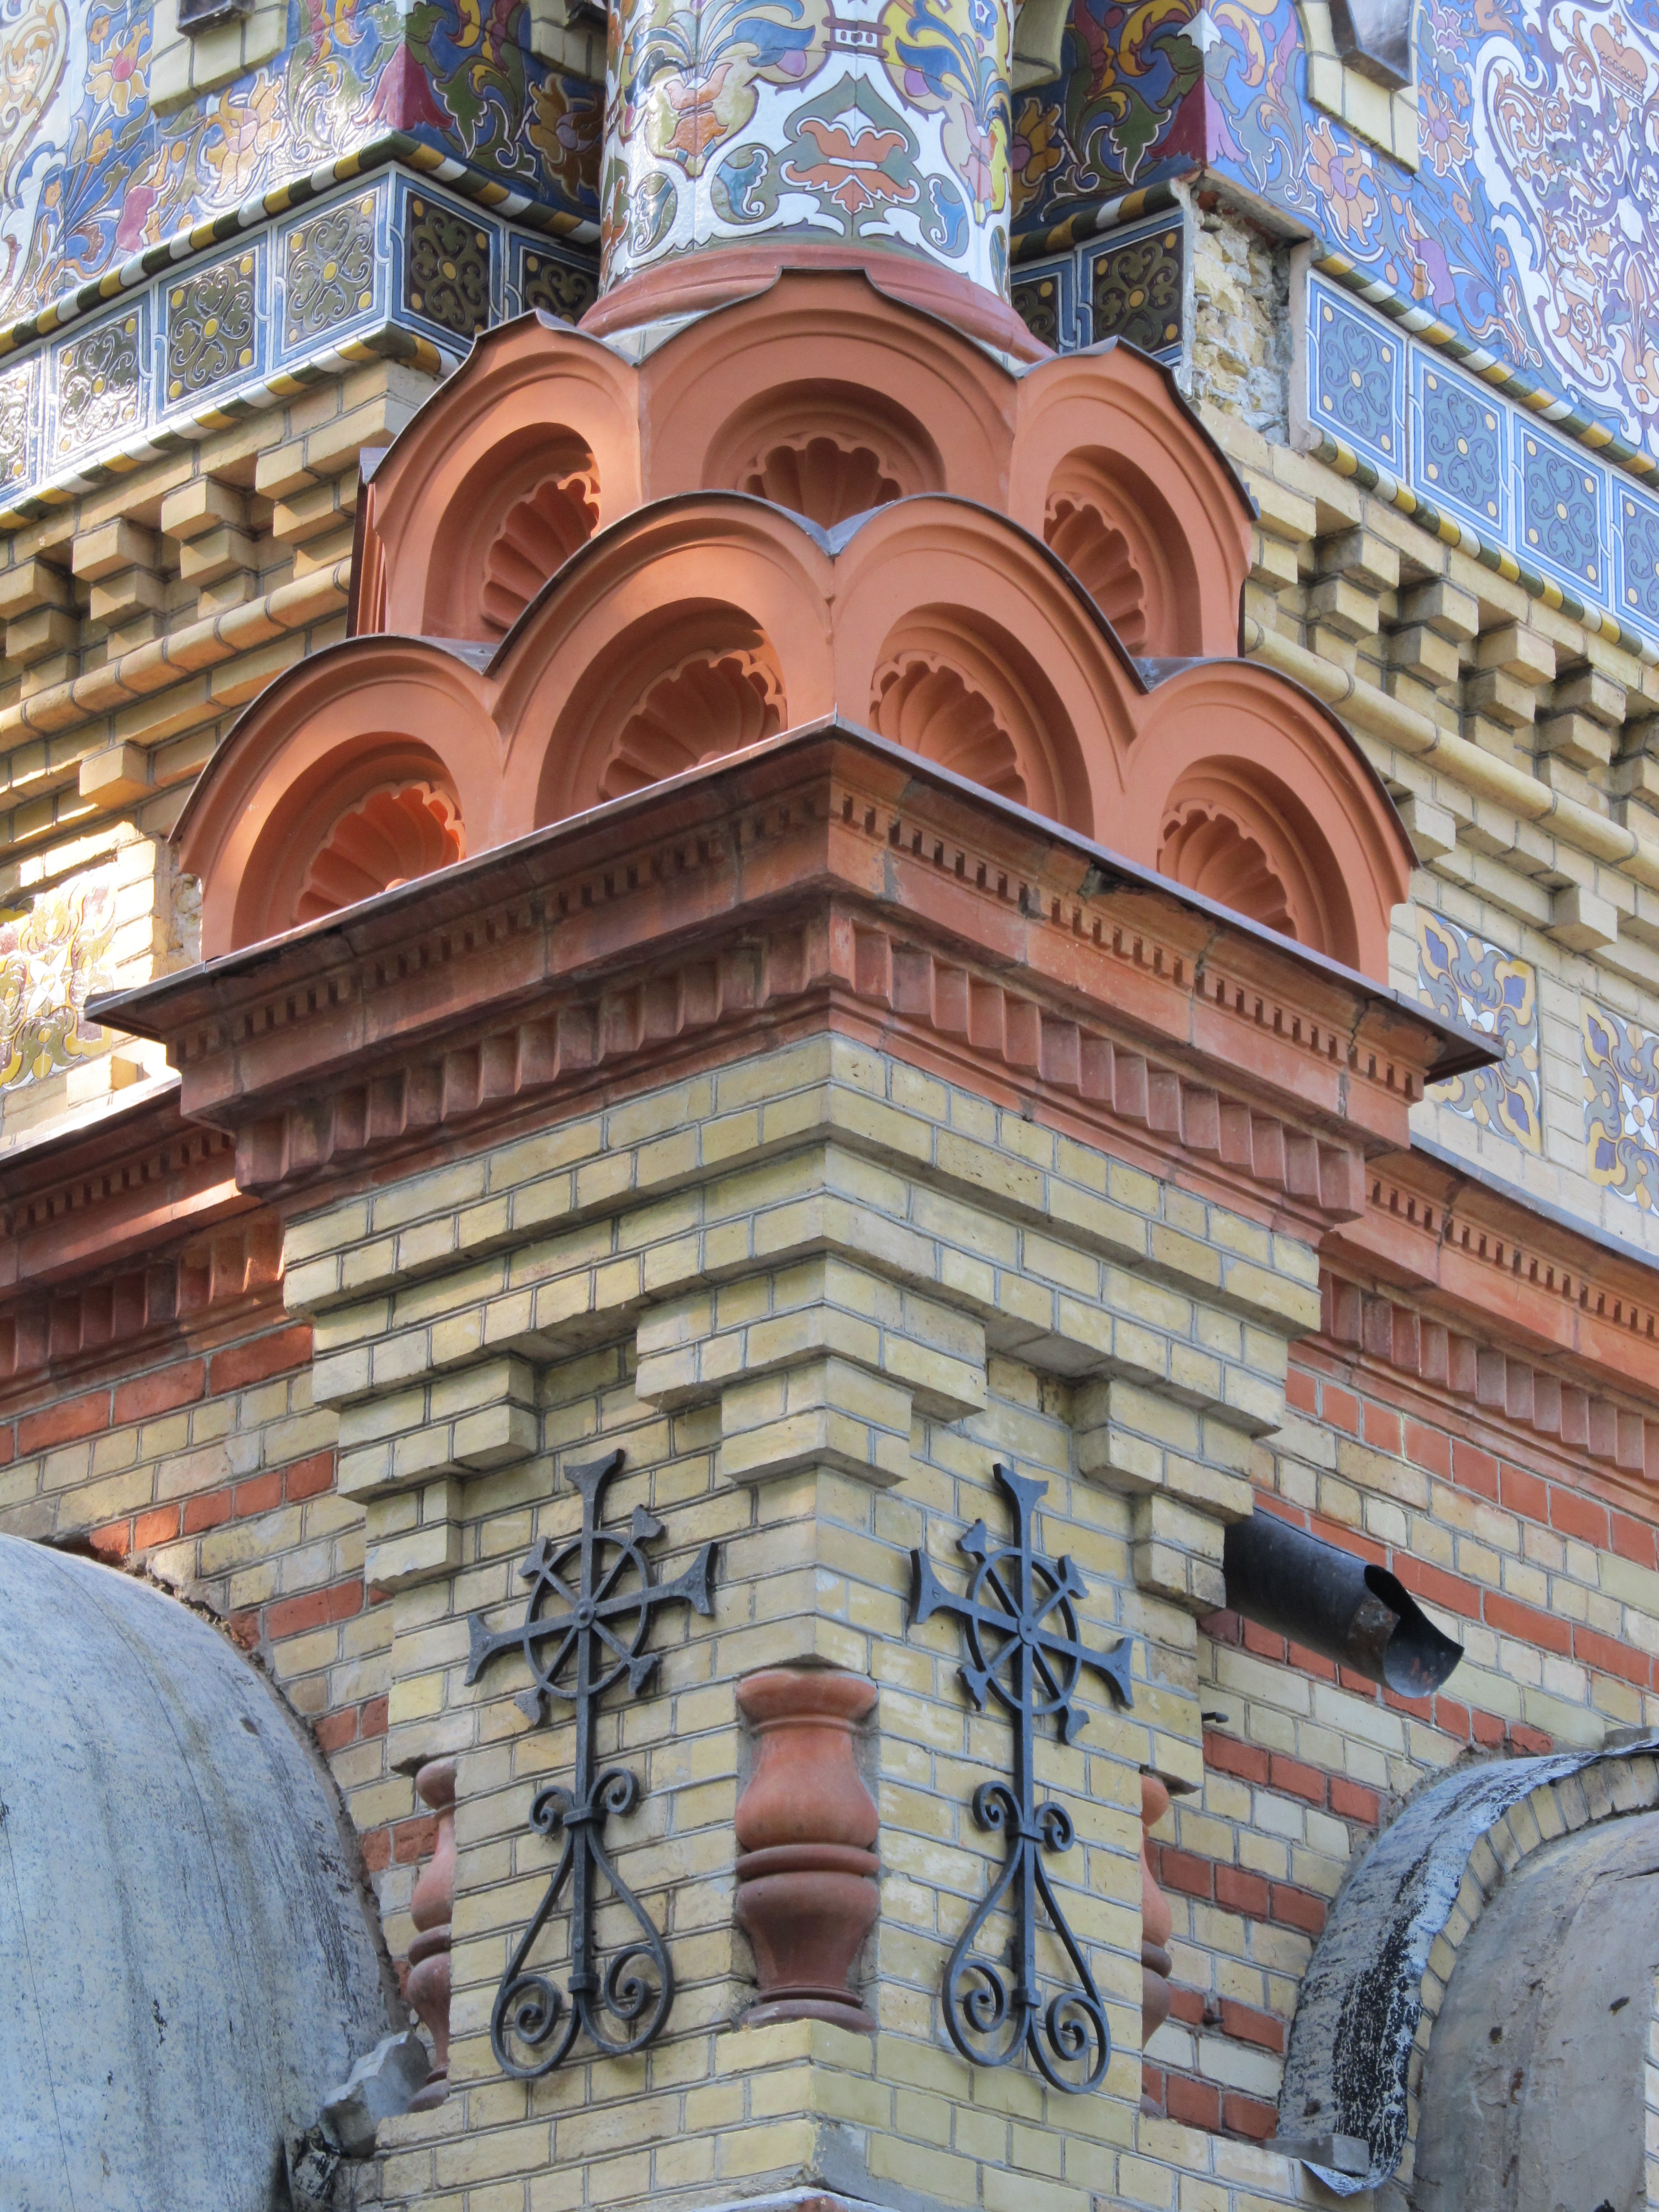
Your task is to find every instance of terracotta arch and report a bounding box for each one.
[1121,660,1415,978]
[359,315,642,640]
[1009,345,1254,658]
[828,497,1139,834]
[638,271,1015,512]
[485,498,838,828]
[173,640,498,957]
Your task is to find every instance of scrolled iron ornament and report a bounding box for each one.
[909,1460,1134,2094]
[466,1448,716,2076]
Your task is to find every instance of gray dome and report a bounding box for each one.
[0,1537,394,2211]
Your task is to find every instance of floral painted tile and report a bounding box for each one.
[1417,910,1542,1153]
[0,872,118,1094]
[1306,274,1405,476]
[1583,1000,1659,1212]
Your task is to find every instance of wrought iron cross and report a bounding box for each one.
[465,1447,716,2075]
[909,1459,1134,2093]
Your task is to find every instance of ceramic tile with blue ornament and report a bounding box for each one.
[161,244,266,412]
[508,233,601,328]
[1081,218,1183,358]
[48,299,150,470]
[1305,276,1405,477]
[1010,253,1077,354]
[275,184,392,367]
[1417,910,1543,1155]
[0,356,41,504]
[394,176,503,353]
[1410,351,1507,544]
[1615,483,1659,645]
[1583,999,1659,1212]
[1516,419,1608,606]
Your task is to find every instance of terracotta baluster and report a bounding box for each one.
[405,1757,457,2108]
[1141,1772,1174,2046]
[734,1668,879,2031]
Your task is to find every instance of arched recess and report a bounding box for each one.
[1009,346,1254,658]
[173,641,498,956]
[638,270,1014,510]
[1123,661,1414,979]
[422,422,602,641]
[1157,762,1344,953]
[705,379,943,529]
[492,498,838,830]
[1042,447,1190,659]
[829,497,1134,836]
[534,600,790,826]
[1276,1741,1659,2203]
[356,315,641,640]
[867,608,1076,821]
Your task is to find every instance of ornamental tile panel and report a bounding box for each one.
[1583,1000,1659,1212]
[1615,484,1659,637]
[279,190,384,358]
[1307,275,1404,476]
[0,872,118,1094]
[51,305,147,463]
[1011,254,1076,352]
[512,238,599,327]
[1081,217,1183,358]
[1010,0,1659,478]
[164,247,262,406]
[0,8,599,338]
[1416,911,1542,1155]
[0,358,39,498]
[1411,353,1506,544]
[1516,421,1607,606]
[399,186,498,344]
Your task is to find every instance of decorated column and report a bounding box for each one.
[587,0,1041,351]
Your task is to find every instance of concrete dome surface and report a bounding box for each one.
[0,1537,393,2211]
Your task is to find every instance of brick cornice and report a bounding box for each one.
[1332,1143,1659,1386]
[0,1081,250,1295]
[93,722,1475,1230]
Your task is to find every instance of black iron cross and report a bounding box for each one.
[910,1459,1134,2093]
[465,1447,715,2075]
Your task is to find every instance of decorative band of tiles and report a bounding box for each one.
[1013,206,1187,363]
[1302,267,1659,664]
[0,169,599,532]
[0,130,601,369]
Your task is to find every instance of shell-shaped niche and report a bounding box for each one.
[1159,800,1295,939]
[598,651,785,802]
[872,656,1028,806]
[296,782,465,925]
[743,437,901,528]
[1045,496,1149,654]
[480,466,601,637]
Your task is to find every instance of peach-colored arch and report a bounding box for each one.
[827,497,1139,832]
[174,640,498,957]
[1123,660,1415,977]
[1009,346,1254,659]
[362,315,643,640]
[486,499,838,827]
[638,272,1015,511]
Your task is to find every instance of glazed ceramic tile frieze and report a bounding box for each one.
[601,0,1016,298]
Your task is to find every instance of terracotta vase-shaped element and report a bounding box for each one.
[734,1668,880,2031]
[1141,1772,1175,2046]
[405,1758,457,2109]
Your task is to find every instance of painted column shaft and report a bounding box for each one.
[599,0,1015,304]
